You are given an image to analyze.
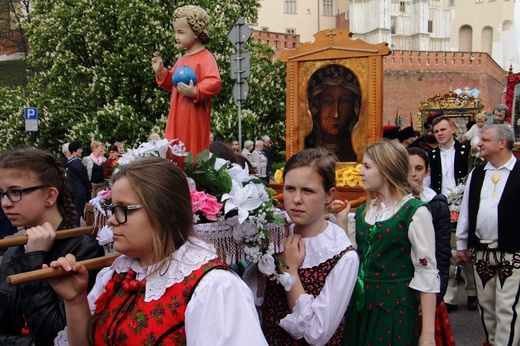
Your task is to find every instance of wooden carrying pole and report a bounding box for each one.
[0,226,95,248]
[7,253,121,286]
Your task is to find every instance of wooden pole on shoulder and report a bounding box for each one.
[0,226,95,248]
[7,253,121,286]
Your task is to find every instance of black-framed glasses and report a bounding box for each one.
[0,186,47,203]
[103,204,143,224]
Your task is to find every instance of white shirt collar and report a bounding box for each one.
[108,237,218,302]
[420,187,437,203]
[439,140,455,152]
[484,154,516,171]
[289,222,351,268]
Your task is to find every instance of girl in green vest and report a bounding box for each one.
[345,140,440,345]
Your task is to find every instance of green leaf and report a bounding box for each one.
[183,151,194,174]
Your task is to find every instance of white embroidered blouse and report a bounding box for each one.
[54,237,267,346]
[243,222,359,346]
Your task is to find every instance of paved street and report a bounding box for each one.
[449,283,485,346]
[449,282,520,346]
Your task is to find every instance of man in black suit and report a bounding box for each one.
[428,116,469,195]
[66,142,92,227]
[262,135,272,183]
[427,115,477,312]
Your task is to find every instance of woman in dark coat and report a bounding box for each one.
[408,147,455,346]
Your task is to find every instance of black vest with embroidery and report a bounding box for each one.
[468,159,520,252]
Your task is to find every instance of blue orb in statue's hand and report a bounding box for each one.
[172,65,198,88]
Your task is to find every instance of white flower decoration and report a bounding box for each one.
[225,162,254,184]
[232,220,259,243]
[221,181,265,224]
[96,225,114,246]
[258,253,276,276]
[276,272,296,291]
[118,138,186,166]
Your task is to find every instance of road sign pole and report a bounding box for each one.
[236,42,242,150]
[228,17,252,149]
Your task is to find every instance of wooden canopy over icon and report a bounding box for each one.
[279,29,391,162]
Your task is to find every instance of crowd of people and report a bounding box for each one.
[2,2,517,341]
[0,7,517,339]
[0,106,516,344]
[210,133,274,184]
[381,104,520,346]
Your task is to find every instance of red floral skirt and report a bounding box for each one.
[434,301,456,346]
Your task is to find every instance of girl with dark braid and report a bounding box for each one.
[0,148,104,345]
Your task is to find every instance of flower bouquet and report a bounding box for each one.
[447,177,467,223]
[89,138,288,284]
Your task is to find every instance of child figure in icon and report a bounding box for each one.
[152,5,222,158]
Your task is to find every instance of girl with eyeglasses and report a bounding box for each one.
[47,157,267,345]
[0,148,104,345]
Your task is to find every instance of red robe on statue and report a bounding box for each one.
[157,49,222,158]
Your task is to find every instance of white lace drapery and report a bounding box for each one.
[194,221,285,265]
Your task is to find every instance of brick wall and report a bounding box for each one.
[0,31,23,57]
[382,50,507,127]
[253,30,301,59]
[335,12,349,31]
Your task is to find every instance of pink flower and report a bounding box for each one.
[98,189,112,199]
[190,189,206,213]
[198,194,221,220]
[190,189,223,221]
[450,211,459,223]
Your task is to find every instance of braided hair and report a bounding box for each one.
[0,148,76,229]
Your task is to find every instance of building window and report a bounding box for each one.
[428,20,433,33]
[284,0,297,13]
[399,1,405,12]
[286,28,296,34]
[449,0,455,5]
[261,26,269,32]
[475,0,483,2]
[323,0,334,16]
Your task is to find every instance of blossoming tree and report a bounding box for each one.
[0,0,286,160]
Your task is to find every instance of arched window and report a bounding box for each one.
[459,25,473,52]
[481,26,493,56]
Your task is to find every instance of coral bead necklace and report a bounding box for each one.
[104,269,146,345]
[121,268,146,293]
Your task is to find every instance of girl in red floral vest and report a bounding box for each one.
[48,157,267,346]
[244,148,359,345]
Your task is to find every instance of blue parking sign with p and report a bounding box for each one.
[24,107,38,131]
[24,107,38,120]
